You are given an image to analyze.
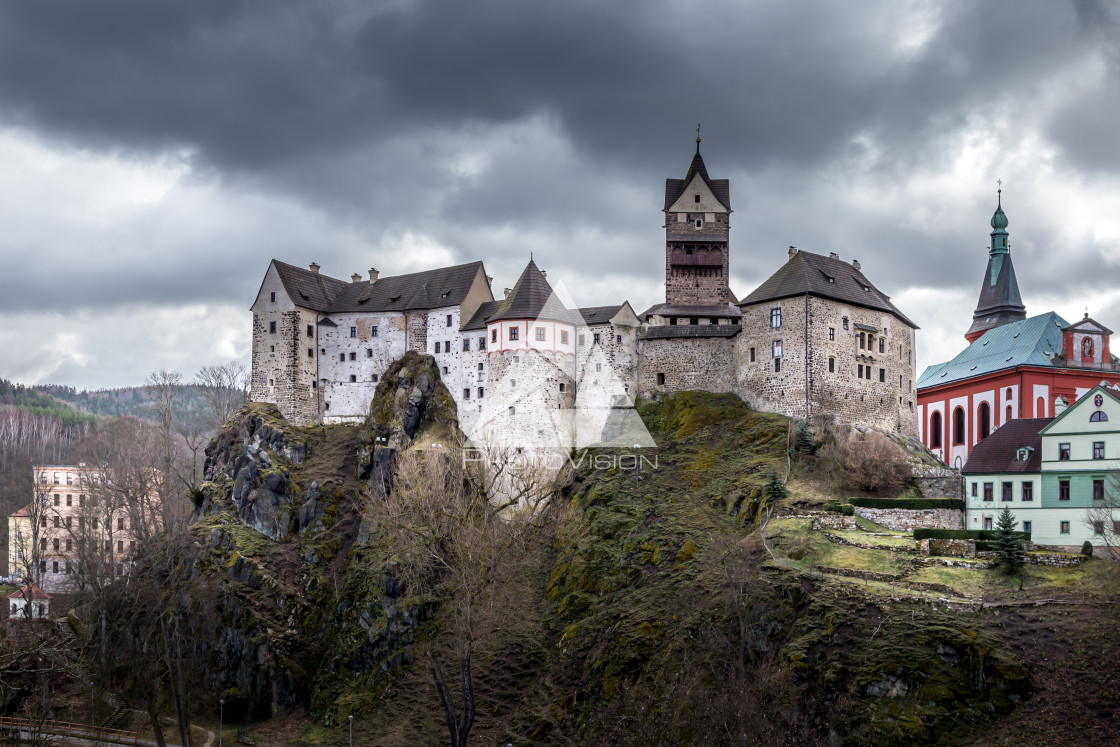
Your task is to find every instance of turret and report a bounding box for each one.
[964,190,1027,343]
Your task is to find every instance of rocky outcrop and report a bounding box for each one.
[357,352,458,485]
[199,403,307,541]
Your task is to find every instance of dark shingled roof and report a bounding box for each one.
[639,324,741,340]
[486,260,575,324]
[578,305,624,326]
[327,262,485,313]
[738,250,917,328]
[664,150,730,211]
[273,260,349,313]
[962,418,1051,475]
[461,300,503,331]
[639,302,742,321]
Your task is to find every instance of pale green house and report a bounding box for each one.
[962,383,1120,547]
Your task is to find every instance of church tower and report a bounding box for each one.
[964,191,1027,343]
[662,134,732,306]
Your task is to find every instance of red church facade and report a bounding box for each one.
[916,196,1120,467]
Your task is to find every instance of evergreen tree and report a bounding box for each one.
[794,420,815,455]
[994,506,1026,575]
[763,469,788,505]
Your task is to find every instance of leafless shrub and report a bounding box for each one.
[844,432,911,495]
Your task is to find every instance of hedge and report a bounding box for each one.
[848,497,965,511]
[913,528,1031,541]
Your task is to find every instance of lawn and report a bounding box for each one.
[829,529,917,550]
[766,517,904,575]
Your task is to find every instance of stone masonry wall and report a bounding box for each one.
[636,336,736,397]
[406,310,428,354]
[319,312,408,423]
[853,507,964,531]
[478,348,576,449]
[736,292,918,435]
[251,308,319,427]
[577,323,639,402]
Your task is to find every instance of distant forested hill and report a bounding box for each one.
[0,378,93,426]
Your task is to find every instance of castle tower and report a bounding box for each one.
[662,135,732,305]
[964,191,1027,343]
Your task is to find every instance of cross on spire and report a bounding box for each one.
[695,124,701,153]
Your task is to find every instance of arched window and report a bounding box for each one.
[953,407,965,445]
[930,411,942,448]
[1090,411,1109,422]
[1005,405,1012,422]
[1036,397,1045,417]
[978,402,991,441]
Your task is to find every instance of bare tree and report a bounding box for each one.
[368,442,569,746]
[1087,473,1120,558]
[194,362,248,429]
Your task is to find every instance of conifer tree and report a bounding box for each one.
[794,420,815,455]
[763,469,787,505]
[995,506,1026,575]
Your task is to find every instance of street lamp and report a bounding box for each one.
[348,714,353,747]
[219,699,224,747]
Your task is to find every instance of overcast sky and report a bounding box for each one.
[1,0,1119,390]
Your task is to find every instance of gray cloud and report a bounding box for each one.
[0,0,1118,387]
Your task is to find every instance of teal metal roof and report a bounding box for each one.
[918,312,1068,389]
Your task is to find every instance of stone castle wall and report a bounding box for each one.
[736,294,918,435]
[250,308,319,426]
[636,336,736,396]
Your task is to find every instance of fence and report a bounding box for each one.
[0,716,141,745]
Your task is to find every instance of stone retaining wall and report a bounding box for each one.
[854,507,964,531]
[926,538,975,558]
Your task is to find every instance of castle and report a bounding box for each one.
[250,140,919,438]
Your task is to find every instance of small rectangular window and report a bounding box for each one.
[1094,521,1104,535]
[463,338,470,351]
[349,374,357,382]
[984,517,993,531]
[828,358,835,373]
[349,352,356,361]
[269,321,277,334]
[1059,443,1071,461]
[983,483,993,501]
[371,374,378,382]
[1094,478,1105,501]
[694,194,700,203]
[478,387,484,398]
[559,383,566,392]
[1060,521,1070,534]
[828,327,835,341]
[858,364,864,378]
[307,324,314,338]
[509,327,519,341]
[1059,479,1070,501]
[879,368,885,382]
[750,347,756,363]
[772,340,782,357]
[270,291,276,302]
[770,307,781,328]
[1023,520,1032,533]
[596,363,602,372]
[367,349,373,357]
[479,336,486,350]
[593,333,601,344]
[463,388,471,400]
[617,334,622,344]
[371,326,378,338]
[971,482,977,497]
[1001,482,1013,501]
[536,328,546,341]
[435,342,442,354]
[657,373,665,386]
[1022,482,1033,501]
[492,329,498,343]
[1093,441,1105,459]
[350,326,357,338]
[339,353,345,362]
[878,338,885,354]
[308,348,314,358]
[447,314,453,327]
[774,358,781,373]
[561,330,569,344]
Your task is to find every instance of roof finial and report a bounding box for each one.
[530,251,534,262]
[1085,305,1089,319]
[997,178,1002,207]
[696,123,701,153]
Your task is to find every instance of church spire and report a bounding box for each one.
[964,188,1027,343]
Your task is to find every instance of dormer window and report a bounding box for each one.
[1016,447,1033,461]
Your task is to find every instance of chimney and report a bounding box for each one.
[309,262,321,274]
[369,268,379,282]
[486,275,494,287]
[504,288,513,299]
[540,270,547,278]
[829,252,839,260]
[788,246,798,259]
[351,273,362,283]
[852,259,861,271]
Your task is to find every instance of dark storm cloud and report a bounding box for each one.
[1,0,1119,385]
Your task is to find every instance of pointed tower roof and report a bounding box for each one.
[664,139,730,210]
[486,259,575,324]
[965,192,1027,342]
